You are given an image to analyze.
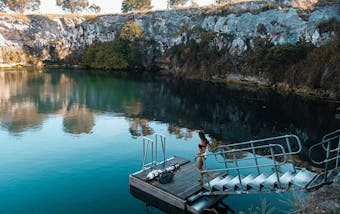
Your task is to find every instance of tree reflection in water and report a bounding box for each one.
[0,69,338,148]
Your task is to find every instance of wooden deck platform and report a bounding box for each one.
[129,156,227,214]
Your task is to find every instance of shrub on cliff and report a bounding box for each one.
[82,21,157,71]
[82,41,130,69]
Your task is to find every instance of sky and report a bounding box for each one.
[39,0,216,14]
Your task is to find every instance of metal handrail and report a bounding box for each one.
[199,143,287,191]
[199,143,287,173]
[141,133,167,170]
[308,129,340,183]
[321,129,340,151]
[309,135,340,165]
[215,135,301,173]
[217,135,302,154]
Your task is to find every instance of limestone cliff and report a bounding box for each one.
[0,1,339,96]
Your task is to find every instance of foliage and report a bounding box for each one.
[169,0,189,8]
[165,20,340,98]
[82,41,127,70]
[56,0,100,13]
[262,3,274,11]
[215,0,229,5]
[168,29,230,78]
[88,3,101,13]
[0,0,5,11]
[117,21,143,42]
[2,0,40,13]
[255,43,312,82]
[82,21,153,71]
[121,0,151,13]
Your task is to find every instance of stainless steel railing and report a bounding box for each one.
[142,133,166,170]
[196,135,303,191]
[215,135,302,174]
[309,129,340,182]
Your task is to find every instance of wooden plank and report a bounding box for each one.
[132,156,224,200]
[129,175,187,210]
[151,162,202,199]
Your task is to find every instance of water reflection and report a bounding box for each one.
[0,69,338,146]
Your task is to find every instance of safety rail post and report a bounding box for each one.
[203,157,213,192]
[232,150,243,189]
[151,139,154,167]
[155,136,157,167]
[250,141,261,175]
[270,145,281,188]
[285,137,296,173]
[336,138,340,169]
[221,147,229,169]
[155,133,166,167]
[324,141,331,182]
[141,134,167,171]
[142,137,153,170]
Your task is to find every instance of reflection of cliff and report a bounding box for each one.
[0,70,96,134]
[0,71,46,133]
[0,101,46,133]
[0,70,338,143]
[63,104,95,134]
[132,77,339,147]
[128,118,154,138]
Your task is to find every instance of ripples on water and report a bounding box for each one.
[0,69,338,213]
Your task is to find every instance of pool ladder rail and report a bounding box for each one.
[188,130,340,202]
[141,133,167,170]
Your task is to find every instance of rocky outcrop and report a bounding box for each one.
[0,1,339,97]
[303,179,340,213]
[0,2,338,66]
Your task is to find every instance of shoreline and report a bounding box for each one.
[1,65,339,102]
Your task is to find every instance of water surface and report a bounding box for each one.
[0,69,338,213]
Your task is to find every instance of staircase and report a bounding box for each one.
[188,130,340,202]
[201,168,317,194]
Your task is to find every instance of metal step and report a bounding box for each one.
[279,171,294,188]
[201,169,323,195]
[212,175,233,191]
[246,173,267,190]
[292,169,317,188]
[202,176,224,191]
[224,175,244,191]
[263,173,281,189]
[240,174,256,190]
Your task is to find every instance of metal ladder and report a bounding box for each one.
[141,133,167,170]
[309,129,340,186]
[189,135,319,202]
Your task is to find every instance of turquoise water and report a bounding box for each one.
[0,69,338,213]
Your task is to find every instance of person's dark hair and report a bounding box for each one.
[198,131,209,144]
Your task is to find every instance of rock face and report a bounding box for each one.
[0,2,339,98]
[0,2,339,66]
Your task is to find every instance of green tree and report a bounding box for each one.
[121,0,151,13]
[169,0,189,8]
[0,0,6,11]
[117,21,143,41]
[82,21,145,70]
[88,3,101,13]
[3,0,40,13]
[56,0,95,13]
[216,0,228,5]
